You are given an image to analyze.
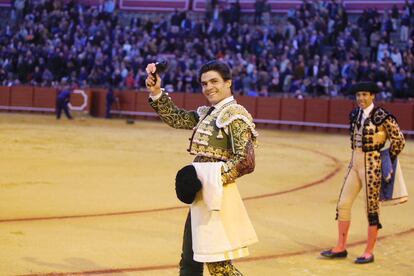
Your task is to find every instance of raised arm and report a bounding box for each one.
[146,63,198,129]
[149,93,199,129]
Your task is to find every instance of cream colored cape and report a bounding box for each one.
[191,162,258,262]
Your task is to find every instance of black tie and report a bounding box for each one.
[356,109,363,129]
[206,106,215,116]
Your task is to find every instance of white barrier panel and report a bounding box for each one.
[0,106,54,112]
[68,89,88,111]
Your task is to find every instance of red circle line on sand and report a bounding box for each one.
[19,228,414,276]
[0,145,342,223]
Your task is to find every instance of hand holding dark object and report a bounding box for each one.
[153,60,168,76]
[175,165,202,204]
[145,61,168,97]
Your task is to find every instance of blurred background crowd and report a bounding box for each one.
[1,0,414,100]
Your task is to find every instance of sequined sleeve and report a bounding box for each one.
[383,116,405,159]
[149,93,198,129]
[221,119,256,184]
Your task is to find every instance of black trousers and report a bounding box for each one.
[56,99,72,119]
[179,211,243,275]
[179,212,204,276]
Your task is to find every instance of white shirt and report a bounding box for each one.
[211,96,234,112]
[361,103,374,126]
[354,103,374,147]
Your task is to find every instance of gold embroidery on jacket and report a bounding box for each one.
[149,93,198,129]
[150,94,257,185]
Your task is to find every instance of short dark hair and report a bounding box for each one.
[198,60,232,83]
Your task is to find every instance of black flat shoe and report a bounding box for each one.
[354,255,374,264]
[320,249,348,258]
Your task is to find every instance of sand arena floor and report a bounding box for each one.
[0,113,413,276]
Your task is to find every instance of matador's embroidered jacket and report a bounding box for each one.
[344,106,405,227]
[149,93,258,184]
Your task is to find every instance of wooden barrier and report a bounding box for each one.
[2,86,413,136]
[327,99,354,133]
[170,93,185,108]
[134,91,160,120]
[305,98,329,123]
[33,87,57,111]
[303,98,330,131]
[0,86,10,108]
[235,96,257,118]
[256,97,281,120]
[10,86,33,108]
[379,102,414,132]
[90,88,107,117]
[136,91,155,113]
[254,97,281,129]
[280,98,305,130]
[328,99,355,124]
[183,93,209,110]
[116,91,136,112]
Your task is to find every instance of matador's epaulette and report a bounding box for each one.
[196,106,210,117]
[371,107,396,126]
[216,104,259,138]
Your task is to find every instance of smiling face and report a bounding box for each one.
[200,70,232,105]
[356,91,375,109]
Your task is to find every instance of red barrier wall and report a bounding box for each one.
[303,98,330,131]
[280,98,305,121]
[90,88,106,117]
[0,86,10,106]
[328,99,355,124]
[183,93,209,111]
[2,86,414,134]
[280,98,305,130]
[170,93,185,108]
[33,87,57,109]
[116,91,136,112]
[236,96,257,118]
[256,97,281,120]
[379,102,414,131]
[305,98,329,123]
[136,91,154,113]
[10,86,33,107]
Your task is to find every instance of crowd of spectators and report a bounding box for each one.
[1,0,414,100]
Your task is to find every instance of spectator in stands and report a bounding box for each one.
[262,0,272,26]
[13,0,26,25]
[393,67,406,98]
[254,0,265,25]
[400,13,410,42]
[375,81,392,101]
[1,0,413,100]
[390,47,403,67]
[377,38,389,62]
[405,70,414,98]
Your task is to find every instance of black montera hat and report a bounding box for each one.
[175,165,202,204]
[349,81,380,94]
